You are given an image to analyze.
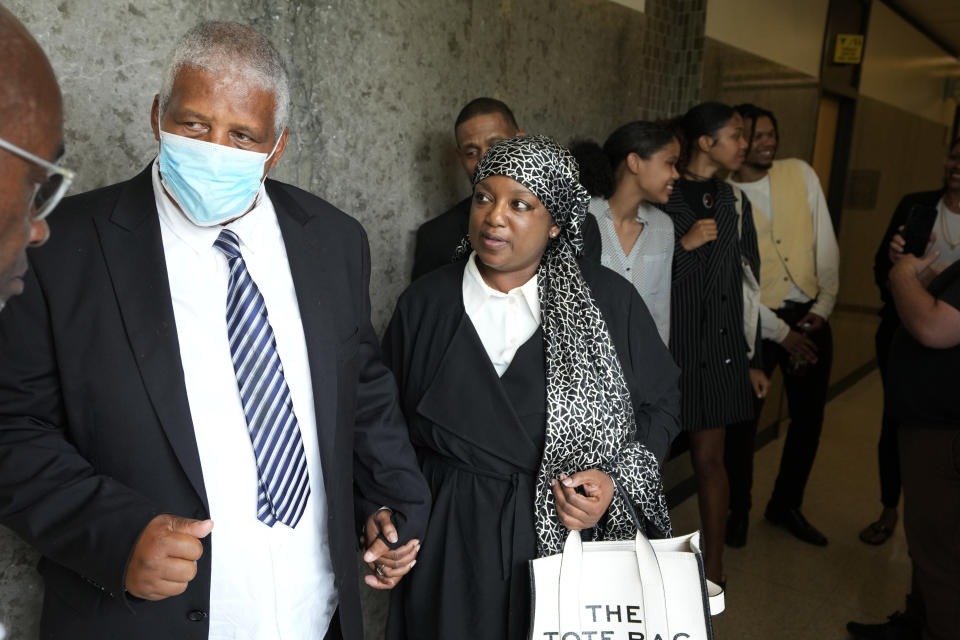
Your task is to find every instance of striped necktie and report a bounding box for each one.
[214,229,310,528]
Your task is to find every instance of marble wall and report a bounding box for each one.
[1,0,706,637]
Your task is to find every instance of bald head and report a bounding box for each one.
[0,6,63,306]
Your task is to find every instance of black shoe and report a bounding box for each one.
[725,512,748,548]
[846,611,921,639]
[764,503,828,546]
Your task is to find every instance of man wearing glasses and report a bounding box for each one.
[0,6,73,310]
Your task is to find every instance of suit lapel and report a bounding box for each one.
[268,183,339,484]
[703,184,738,291]
[93,166,208,508]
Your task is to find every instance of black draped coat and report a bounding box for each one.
[381,259,680,640]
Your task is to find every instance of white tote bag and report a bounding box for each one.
[529,528,724,640]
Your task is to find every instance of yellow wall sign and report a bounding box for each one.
[834,33,864,64]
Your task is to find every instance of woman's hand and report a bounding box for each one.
[679,219,718,251]
[551,469,615,530]
[361,509,420,590]
[749,368,769,399]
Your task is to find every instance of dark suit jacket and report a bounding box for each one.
[0,166,430,640]
[873,189,943,322]
[411,195,604,281]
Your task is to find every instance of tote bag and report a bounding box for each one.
[529,528,724,640]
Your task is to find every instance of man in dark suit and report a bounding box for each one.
[0,21,429,640]
[0,5,67,308]
[411,97,526,280]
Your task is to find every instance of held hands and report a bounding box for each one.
[361,508,420,590]
[680,219,718,251]
[125,514,213,600]
[551,470,615,531]
[749,368,769,399]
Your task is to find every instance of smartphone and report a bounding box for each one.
[902,203,936,257]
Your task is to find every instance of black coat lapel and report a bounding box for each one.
[93,166,207,508]
[267,183,339,479]
[415,313,541,470]
[703,185,738,290]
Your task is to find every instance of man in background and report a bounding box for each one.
[412,97,525,280]
[724,103,839,548]
[412,97,599,280]
[0,5,69,308]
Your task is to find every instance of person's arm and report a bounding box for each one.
[802,162,839,321]
[759,305,790,342]
[625,288,681,463]
[738,195,767,371]
[889,252,960,349]
[0,266,166,601]
[350,227,431,546]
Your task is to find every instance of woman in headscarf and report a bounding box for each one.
[382,135,681,640]
[660,102,768,586]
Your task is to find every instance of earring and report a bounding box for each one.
[550,231,558,238]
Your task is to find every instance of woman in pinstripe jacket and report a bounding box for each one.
[661,102,768,585]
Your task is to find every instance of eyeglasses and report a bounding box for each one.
[0,135,75,222]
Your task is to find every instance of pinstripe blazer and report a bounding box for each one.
[662,178,762,431]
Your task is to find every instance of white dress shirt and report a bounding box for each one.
[928,197,960,271]
[729,160,840,343]
[153,160,337,639]
[462,252,541,376]
[588,197,673,344]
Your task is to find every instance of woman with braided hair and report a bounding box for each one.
[382,135,681,639]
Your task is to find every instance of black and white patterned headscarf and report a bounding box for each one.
[468,135,672,556]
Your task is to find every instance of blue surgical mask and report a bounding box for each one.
[157,131,279,227]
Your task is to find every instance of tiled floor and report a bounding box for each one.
[669,369,913,639]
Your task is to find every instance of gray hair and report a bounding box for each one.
[158,21,290,140]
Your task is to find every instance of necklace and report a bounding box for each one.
[684,170,711,182]
[940,203,960,249]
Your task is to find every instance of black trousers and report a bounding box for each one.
[875,316,902,508]
[725,301,833,513]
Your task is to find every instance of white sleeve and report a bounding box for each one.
[801,161,839,320]
[760,304,791,342]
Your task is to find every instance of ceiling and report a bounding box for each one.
[885,0,960,57]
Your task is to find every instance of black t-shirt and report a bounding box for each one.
[887,259,960,430]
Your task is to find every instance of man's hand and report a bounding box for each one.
[749,368,769,399]
[780,329,818,365]
[125,514,213,600]
[551,470,615,531]
[891,250,941,283]
[361,509,419,590]
[796,312,826,333]
[680,219,718,251]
